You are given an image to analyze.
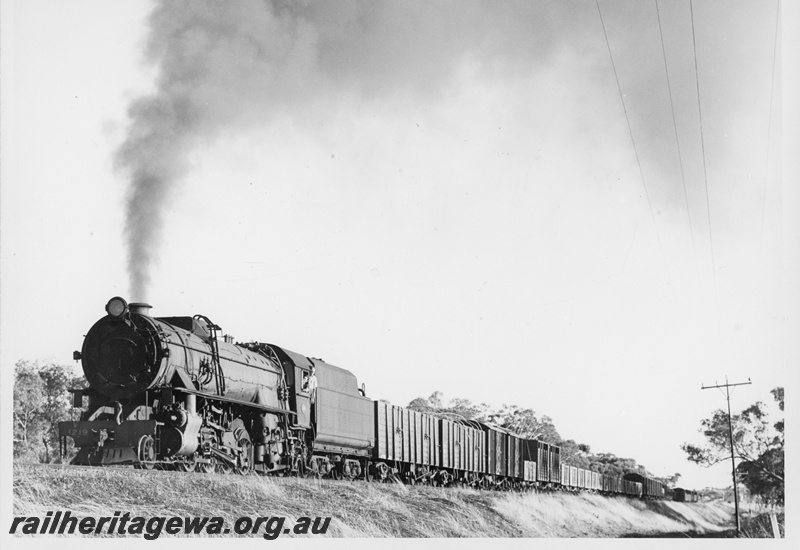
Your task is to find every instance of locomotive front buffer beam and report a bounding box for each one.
[59,419,160,466]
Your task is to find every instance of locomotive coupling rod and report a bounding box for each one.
[208,447,238,465]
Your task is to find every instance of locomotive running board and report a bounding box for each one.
[171,387,296,418]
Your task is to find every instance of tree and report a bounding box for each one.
[682,387,784,505]
[652,472,682,487]
[558,439,590,468]
[13,361,46,459]
[486,405,562,442]
[447,397,487,421]
[584,451,648,478]
[407,392,489,421]
[12,360,86,462]
[665,472,682,487]
[407,396,435,414]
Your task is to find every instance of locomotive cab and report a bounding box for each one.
[264,346,315,428]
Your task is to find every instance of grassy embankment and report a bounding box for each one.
[14,463,736,538]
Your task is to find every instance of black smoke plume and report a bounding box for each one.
[114,0,606,300]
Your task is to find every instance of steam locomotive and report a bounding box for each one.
[59,297,698,501]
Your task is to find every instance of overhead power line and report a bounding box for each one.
[655,0,699,277]
[689,0,719,314]
[595,0,671,288]
[760,0,781,246]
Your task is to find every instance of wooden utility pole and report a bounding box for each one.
[701,376,751,535]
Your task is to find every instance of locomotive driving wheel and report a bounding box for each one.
[232,420,253,475]
[217,459,233,475]
[196,461,215,474]
[304,456,323,479]
[175,458,197,472]
[135,435,156,470]
[293,456,306,478]
[235,436,253,475]
[290,446,307,477]
[370,462,392,483]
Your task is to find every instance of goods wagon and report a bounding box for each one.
[625,479,644,497]
[560,465,578,489]
[674,487,700,502]
[603,474,620,494]
[507,431,524,481]
[623,473,665,499]
[481,424,527,486]
[482,424,509,478]
[441,419,485,484]
[374,401,439,482]
[549,444,562,484]
[522,440,555,484]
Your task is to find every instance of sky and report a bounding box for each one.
[1,0,798,497]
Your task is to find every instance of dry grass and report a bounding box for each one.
[738,509,785,538]
[491,491,733,538]
[14,463,734,538]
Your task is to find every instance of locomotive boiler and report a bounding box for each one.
[59,297,374,476]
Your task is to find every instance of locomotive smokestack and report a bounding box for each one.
[129,303,153,316]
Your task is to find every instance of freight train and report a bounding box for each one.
[59,297,699,502]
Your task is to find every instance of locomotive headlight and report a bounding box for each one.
[105,296,128,317]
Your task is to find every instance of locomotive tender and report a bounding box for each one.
[59,297,697,500]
